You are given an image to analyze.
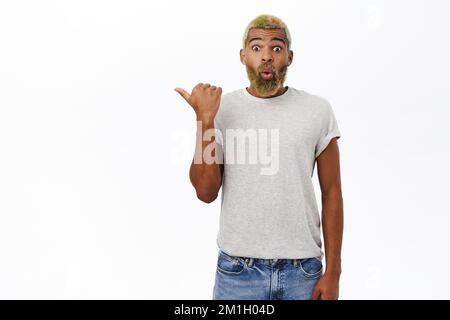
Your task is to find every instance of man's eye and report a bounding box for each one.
[252,45,282,52]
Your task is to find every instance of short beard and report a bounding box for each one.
[246,64,288,97]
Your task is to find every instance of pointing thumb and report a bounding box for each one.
[174,87,190,104]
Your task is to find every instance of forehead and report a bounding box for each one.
[247,28,287,44]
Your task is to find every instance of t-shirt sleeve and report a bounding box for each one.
[315,101,341,158]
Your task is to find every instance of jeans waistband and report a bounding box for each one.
[219,249,316,268]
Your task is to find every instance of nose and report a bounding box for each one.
[261,47,273,63]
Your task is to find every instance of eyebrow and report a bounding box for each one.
[248,37,286,46]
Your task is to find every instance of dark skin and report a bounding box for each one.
[175,27,343,300]
[313,138,343,300]
[240,28,292,97]
[174,83,223,203]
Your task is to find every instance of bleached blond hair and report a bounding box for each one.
[242,14,292,50]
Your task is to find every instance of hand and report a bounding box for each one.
[311,272,340,300]
[174,83,222,122]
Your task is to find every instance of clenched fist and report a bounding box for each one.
[174,83,222,122]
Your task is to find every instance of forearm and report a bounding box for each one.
[321,190,344,277]
[189,117,222,202]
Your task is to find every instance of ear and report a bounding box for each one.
[240,49,245,64]
[288,50,293,65]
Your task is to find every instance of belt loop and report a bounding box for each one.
[294,259,299,267]
[245,258,254,268]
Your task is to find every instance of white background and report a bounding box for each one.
[0,0,449,299]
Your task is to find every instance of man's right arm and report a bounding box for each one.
[175,83,224,203]
[189,116,223,202]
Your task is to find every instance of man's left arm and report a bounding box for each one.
[311,137,343,300]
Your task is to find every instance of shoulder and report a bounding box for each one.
[220,88,243,104]
[295,88,331,108]
[216,88,242,115]
[215,88,240,127]
[292,88,334,118]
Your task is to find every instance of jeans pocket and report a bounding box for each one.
[298,257,323,279]
[216,251,245,275]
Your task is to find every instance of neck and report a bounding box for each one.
[247,85,288,99]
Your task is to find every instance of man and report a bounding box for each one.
[175,14,343,300]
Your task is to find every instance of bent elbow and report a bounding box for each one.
[196,191,219,203]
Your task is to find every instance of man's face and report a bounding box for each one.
[240,28,293,97]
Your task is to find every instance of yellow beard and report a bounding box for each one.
[245,64,288,97]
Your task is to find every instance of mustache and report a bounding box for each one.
[258,65,275,73]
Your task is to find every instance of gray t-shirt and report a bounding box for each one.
[213,86,341,259]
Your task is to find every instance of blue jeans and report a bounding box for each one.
[213,249,323,300]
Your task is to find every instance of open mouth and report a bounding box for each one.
[261,70,274,81]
